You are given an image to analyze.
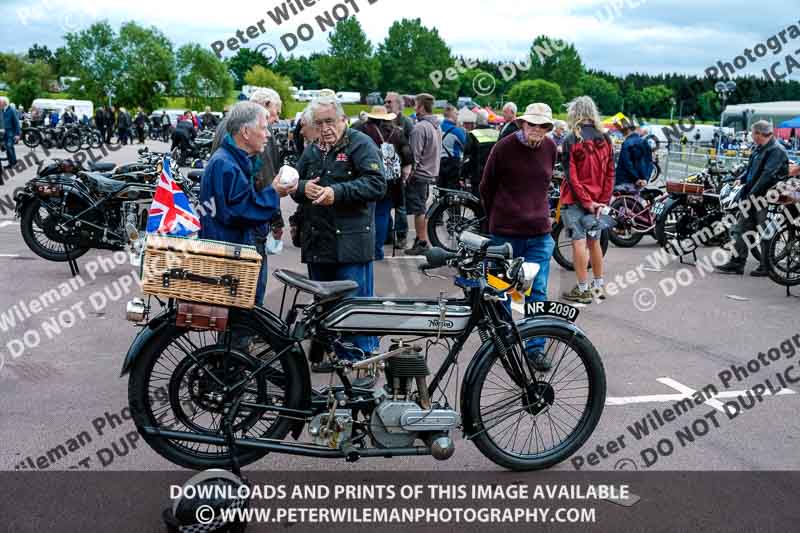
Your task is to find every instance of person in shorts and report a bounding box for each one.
[559,96,615,304]
[404,93,442,255]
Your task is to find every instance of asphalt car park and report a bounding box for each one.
[1,141,799,473]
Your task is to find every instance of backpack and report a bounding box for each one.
[375,127,402,182]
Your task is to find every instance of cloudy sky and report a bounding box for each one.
[1,0,798,78]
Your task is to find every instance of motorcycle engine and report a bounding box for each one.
[369,349,460,449]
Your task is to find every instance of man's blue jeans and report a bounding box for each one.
[4,135,17,166]
[490,234,554,353]
[307,262,378,361]
[374,197,392,260]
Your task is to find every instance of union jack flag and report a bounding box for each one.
[146,156,201,236]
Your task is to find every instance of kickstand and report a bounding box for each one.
[64,243,80,276]
[222,417,242,478]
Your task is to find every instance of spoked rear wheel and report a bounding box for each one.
[467,324,606,471]
[427,200,484,253]
[128,311,305,470]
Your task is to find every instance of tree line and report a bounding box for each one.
[2,18,800,121]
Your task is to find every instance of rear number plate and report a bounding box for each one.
[526,301,579,322]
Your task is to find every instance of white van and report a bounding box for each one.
[31,98,94,119]
[336,92,361,104]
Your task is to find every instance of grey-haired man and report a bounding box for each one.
[717,120,788,276]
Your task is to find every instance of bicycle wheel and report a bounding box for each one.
[608,196,645,248]
[766,225,800,287]
[466,323,606,471]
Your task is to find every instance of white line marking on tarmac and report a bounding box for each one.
[0,221,19,228]
[383,256,425,260]
[657,377,728,412]
[0,254,20,258]
[603,378,797,408]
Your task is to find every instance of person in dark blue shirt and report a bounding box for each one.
[0,97,21,167]
[199,101,295,303]
[614,121,649,189]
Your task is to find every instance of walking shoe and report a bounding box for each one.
[750,266,769,277]
[526,348,552,372]
[715,262,744,275]
[404,239,431,256]
[591,286,607,301]
[562,286,592,304]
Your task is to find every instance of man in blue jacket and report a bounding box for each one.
[199,101,295,304]
[614,120,649,189]
[0,97,21,167]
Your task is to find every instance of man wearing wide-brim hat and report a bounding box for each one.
[479,102,558,371]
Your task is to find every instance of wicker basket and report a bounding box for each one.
[666,181,705,195]
[141,235,262,309]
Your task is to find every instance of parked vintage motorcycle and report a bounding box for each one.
[172,130,213,167]
[653,159,734,256]
[13,156,197,262]
[122,232,606,471]
[764,188,800,291]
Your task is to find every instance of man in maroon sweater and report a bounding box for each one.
[480,103,557,371]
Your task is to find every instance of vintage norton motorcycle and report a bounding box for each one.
[122,232,606,471]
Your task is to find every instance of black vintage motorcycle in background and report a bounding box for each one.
[122,232,606,471]
[13,154,199,262]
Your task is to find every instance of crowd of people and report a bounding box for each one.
[193,88,626,378]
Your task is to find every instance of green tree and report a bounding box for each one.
[243,65,293,114]
[638,84,674,118]
[578,75,622,114]
[459,68,497,106]
[697,90,721,121]
[272,53,322,89]
[525,36,584,99]
[317,18,378,101]
[507,79,564,111]
[8,61,53,108]
[226,48,270,88]
[116,22,175,110]
[27,44,54,64]
[177,44,234,111]
[62,22,123,105]
[376,18,457,101]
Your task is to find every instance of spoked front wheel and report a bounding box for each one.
[466,324,606,471]
[766,225,800,287]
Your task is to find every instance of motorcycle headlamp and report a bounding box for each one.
[518,262,540,293]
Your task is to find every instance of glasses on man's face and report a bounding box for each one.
[314,117,338,129]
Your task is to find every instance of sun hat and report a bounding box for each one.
[517,103,554,127]
[365,105,396,121]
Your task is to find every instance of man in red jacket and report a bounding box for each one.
[480,102,557,371]
[559,96,615,304]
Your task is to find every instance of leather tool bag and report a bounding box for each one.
[175,300,230,332]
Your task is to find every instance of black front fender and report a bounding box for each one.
[459,317,592,437]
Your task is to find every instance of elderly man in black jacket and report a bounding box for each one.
[717,120,789,276]
[291,95,386,383]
